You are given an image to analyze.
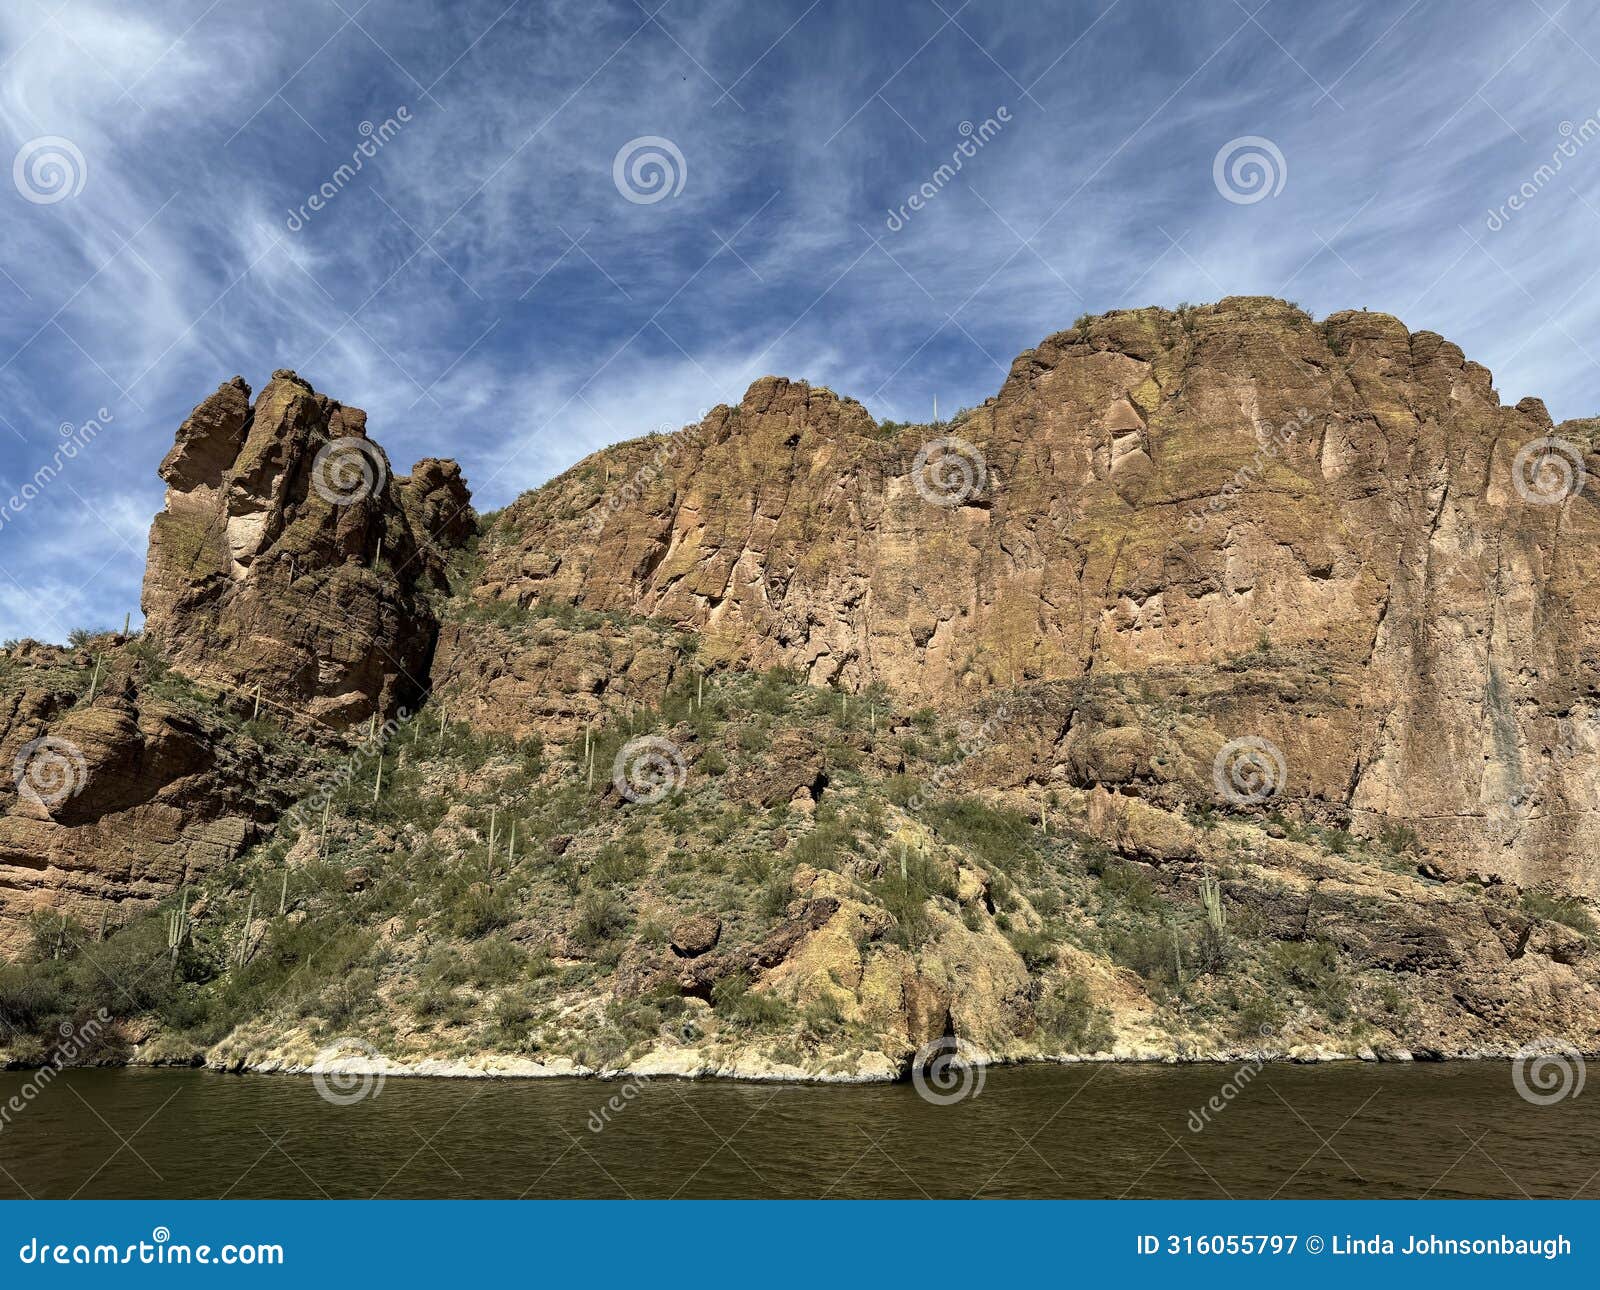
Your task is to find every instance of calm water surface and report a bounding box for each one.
[0,1062,1591,1199]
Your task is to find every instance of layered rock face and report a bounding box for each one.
[471,298,1600,895]
[0,640,306,954]
[142,370,474,729]
[0,375,474,951]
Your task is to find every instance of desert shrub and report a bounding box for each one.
[791,820,849,871]
[883,774,918,806]
[1007,930,1055,972]
[574,888,628,945]
[440,882,514,939]
[874,851,954,949]
[923,796,1029,872]
[749,668,799,714]
[1036,976,1112,1051]
[468,936,525,987]
[590,841,648,888]
[1521,890,1596,934]
[711,972,790,1028]
[492,990,538,1031]
[799,992,846,1042]
[0,964,69,1032]
[761,871,795,919]
[1094,858,1158,913]
[1377,821,1418,854]
[1268,938,1349,1019]
[1109,921,1185,987]
[1233,991,1284,1038]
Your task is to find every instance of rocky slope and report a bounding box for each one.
[2,300,1598,1079]
[0,637,312,955]
[470,298,1600,897]
[0,370,473,954]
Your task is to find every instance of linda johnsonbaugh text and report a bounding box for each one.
[1136,1233,1571,1259]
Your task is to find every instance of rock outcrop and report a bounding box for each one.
[5,303,1599,1080]
[468,298,1600,896]
[142,370,473,730]
[0,638,307,954]
[0,373,473,952]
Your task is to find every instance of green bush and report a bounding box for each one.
[761,871,795,919]
[711,972,790,1029]
[1109,921,1186,987]
[923,796,1031,872]
[574,888,628,945]
[1268,938,1349,1019]
[1521,890,1596,934]
[1007,930,1055,972]
[1036,976,1112,1051]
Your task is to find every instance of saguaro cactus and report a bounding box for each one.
[232,891,256,969]
[166,887,191,974]
[1199,874,1226,933]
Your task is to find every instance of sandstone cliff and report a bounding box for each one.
[142,370,474,730]
[466,298,1600,897]
[3,302,1598,1080]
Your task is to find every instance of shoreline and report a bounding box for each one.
[1,1042,1572,1084]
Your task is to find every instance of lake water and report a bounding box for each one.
[0,1062,1591,1199]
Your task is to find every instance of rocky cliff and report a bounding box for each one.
[2,301,1598,1078]
[142,369,473,730]
[468,298,1600,897]
[0,371,473,953]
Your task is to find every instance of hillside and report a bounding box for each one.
[2,298,1598,1079]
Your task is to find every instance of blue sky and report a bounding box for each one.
[1,0,1597,642]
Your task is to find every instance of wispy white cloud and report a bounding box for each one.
[1,0,1597,644]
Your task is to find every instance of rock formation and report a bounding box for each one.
[0,638,308,954]
[142,370,473,730]
[4,303,1599,1079]
[469,298,1600,896]
[0,373,473,951]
